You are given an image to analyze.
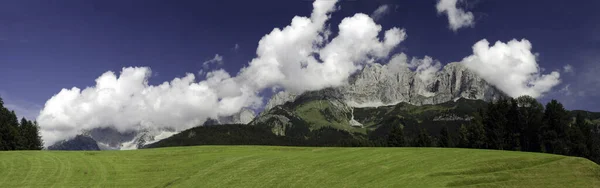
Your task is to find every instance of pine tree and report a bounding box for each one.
[386,124,405,147]
[416,128,432,147]
[506,99,523,151]
[468,121,487,149]
[469,109,487,149]
[541,100,570,154]
[457,124,469,148]
[18,118,29,150]
[438,126,452,148]
[0,96,43,150]
[568,112,590,157]
[484,99,509,150]
[516,95,544,152]
[30,121,44,150]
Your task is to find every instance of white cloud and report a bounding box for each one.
[560,84,572,96]
[563,64,574,73]
[436,0,475,31]
[461,39,561,98]
[237,2,405,93]
[408,56,442,83]
[37,0,407,146]
[202,54,224,69]
[37,67,262,147]
[371,5,390,21]
[234,43,240,51]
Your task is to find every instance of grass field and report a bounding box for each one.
[1,146,599,187]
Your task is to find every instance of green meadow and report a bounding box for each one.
[1,146,598,187]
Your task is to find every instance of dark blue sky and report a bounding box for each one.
[1,0,599,119]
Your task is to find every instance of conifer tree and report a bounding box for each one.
[438,126,452,148]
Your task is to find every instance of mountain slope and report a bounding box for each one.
[253,88,487,139]
[2,146,598,187]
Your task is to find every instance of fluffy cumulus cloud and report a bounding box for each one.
[371,5,390,21]
[436,0,475,31]
[237,1,405,93]
[37,0,406,146]
[461,39,561,98]
[38,67,262,146]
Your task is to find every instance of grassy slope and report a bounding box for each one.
[1,146,599,187]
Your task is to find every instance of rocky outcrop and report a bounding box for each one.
[263,91,298,115]
[264,62,505,111]
[47,135,100,151]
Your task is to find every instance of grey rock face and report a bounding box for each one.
[263,62,505,111]
[263,91,298,114]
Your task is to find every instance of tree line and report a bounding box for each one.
[383,96,600,164]
[0,97,44,150]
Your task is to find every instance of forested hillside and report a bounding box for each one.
[149,96,600,164]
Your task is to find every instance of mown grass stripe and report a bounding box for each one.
[0,146,598,187]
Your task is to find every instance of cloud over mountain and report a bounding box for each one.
[37,0,406,146]
[36,0,562,147]
[460,39,561,98]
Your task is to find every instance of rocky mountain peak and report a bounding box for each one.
[264,62,506,111]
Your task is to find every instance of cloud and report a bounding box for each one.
[233,43,240,51]
[408,56,442,83]
[436,0,475,31]
[461,39,561,98]
[237,2,405,93]
[37,67,262,146]
[559,84,572,96]
[371,5,391,21]
[37,0,407,146]
[563,64,574,73]
[202,54,224,69]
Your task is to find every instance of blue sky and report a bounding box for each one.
[1,0,599,122]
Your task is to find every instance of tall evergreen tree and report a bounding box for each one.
[506,98,523,151]
[484,99,509,150]
[438,126,453,148]
[386,124,405,147]
[18,118,29,150]
[457,124,469,148]
[415,128,433,147]
[468,121,487,149]
[30,121,44,150]
[541,100,570,154]
[516,95,544,152]
[568,112,590,157]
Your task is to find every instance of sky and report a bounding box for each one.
[1,0,599,145]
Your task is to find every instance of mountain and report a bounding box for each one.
[254,63,504,136]
[264,62,506,112]
[47,135,100,151]
[50,63,505,150]
[48,109,256,150]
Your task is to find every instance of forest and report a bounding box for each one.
[150,96,600,165]
[0,97,44,150]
